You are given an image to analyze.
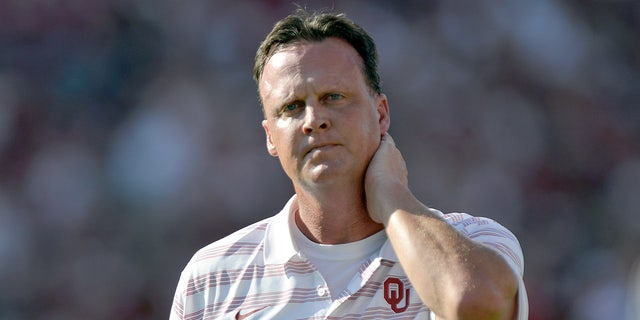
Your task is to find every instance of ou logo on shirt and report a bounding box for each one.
[384,277,410,313]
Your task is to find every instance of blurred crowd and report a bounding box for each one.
[0,0,638,319]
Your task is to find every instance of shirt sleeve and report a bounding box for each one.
[169,265,191,320]
[443,212,529,320]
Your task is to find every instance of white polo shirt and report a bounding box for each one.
[170,196,528,319]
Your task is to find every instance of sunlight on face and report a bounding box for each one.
[259,38,389,190]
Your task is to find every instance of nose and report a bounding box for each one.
[302,106,330,135]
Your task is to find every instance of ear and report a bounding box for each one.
[376,93,390,135]
[262,119,278,157]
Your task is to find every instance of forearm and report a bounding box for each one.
[380,190,518,320]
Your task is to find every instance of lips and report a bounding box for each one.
[304,142,338,157]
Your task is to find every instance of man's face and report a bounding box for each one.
[259,38,390,190]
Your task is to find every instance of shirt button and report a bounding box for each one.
[317,286,328,297]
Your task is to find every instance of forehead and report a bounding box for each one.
[259,38,366,100]
[268,38,362,71]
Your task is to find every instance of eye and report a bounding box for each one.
[279,101,303,116]
[326,93,343,101]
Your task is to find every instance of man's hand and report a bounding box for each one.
[364,133,410,224]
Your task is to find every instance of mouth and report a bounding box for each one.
[304,143,337,157]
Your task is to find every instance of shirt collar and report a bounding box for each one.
[263,194,402,264]
[264,195,300,265]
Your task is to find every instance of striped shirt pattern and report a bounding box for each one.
[170,196,528,319]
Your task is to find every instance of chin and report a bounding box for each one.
[303,164,365,186]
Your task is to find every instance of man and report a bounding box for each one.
[171,10,528,320]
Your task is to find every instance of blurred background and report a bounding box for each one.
[0,0,638,319]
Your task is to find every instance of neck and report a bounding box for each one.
[293,185,383,244]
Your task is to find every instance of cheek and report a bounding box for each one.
[360,110,384,150]
[358,109,383,136]
[272,118,298,153]
[275,117,294,130]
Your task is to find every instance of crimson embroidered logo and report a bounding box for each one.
[384,277,410,313]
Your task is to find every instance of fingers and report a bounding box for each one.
[381,132,396,146]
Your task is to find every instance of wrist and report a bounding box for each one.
[368,184,417,226]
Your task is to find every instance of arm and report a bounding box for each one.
[365,134,519,320]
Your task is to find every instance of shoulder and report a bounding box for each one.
[442,212,518,242]
[441,211,525,275]
[185,216,273,272]
[171,216,275,317]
